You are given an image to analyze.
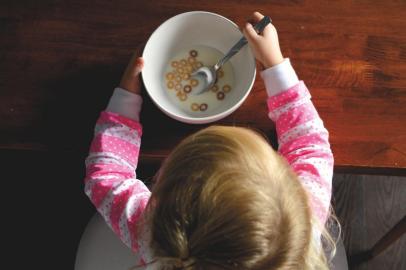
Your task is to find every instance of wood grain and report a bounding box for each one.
[1,0,406,174]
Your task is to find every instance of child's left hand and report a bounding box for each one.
[119,52,144,95]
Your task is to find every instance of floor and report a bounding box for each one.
[332,174,406,270]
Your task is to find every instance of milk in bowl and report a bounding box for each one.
[163,45,235,116]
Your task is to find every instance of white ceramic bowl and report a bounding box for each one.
[142,11,256,124]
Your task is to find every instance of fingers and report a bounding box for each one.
[127,42,145,75]
[134,57,144,74]
[119,50,145,94]
[244,11,272,39]
[134,42,145,57]
[136,56,144,66]
[251,11,264,23]
[246,11,264,26]
[127,50,144,74]
[242,22,259,42]
[249,11,274,38]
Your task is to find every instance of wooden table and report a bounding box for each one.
[1,0,406,175]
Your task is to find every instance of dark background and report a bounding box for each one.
[1,0,405,269]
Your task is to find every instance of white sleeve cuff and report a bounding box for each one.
[260,58,299,97]
[106,87,143,122]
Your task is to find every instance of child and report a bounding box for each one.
[85,12,336,269]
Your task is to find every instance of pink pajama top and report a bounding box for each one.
[84,59,334,264]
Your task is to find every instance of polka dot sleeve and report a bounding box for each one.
[266,81,334,225]
[84,111,152,260]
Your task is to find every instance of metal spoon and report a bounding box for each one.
[191,16,271,95]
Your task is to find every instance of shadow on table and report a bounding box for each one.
[40,63,205,154]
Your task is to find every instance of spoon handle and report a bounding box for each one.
[215,16,271,70]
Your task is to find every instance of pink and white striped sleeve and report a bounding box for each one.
[84,88,151,258]
[262,60,334,225]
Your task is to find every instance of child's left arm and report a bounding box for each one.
[84,56,151,258]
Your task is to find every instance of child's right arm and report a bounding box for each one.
[243,12,334,225]
[84,56,152,262]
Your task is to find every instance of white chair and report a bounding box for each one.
[75,213,142,270]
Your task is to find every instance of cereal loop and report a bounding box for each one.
[175,75,182,82]
[175,83,183,91]
[188,56,196,63]
[210,85,219,92]
[183,85,192,93]
[217,70,224,78]
[190,50,198,57]
[166,72,175,80]
[167,81,174,89]
[217,91,225,100]
[191,103,199,111]
[176,67,185,74]
[182,73,190,80]
[190,79,199,87]
[199,103,208,111]
[222,84,231,93]
[180,59,187,66]
[177,91,187,101]
[185,65,193,73]
[171,61,179,68]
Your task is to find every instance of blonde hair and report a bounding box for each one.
[144,126,337,269]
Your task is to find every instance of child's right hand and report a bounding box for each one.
[119,53,144,95]
[243,12,284,69]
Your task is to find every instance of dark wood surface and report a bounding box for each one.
[333,174,406,270]
[1,0,406,174]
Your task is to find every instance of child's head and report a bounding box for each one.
[146,126,331,269]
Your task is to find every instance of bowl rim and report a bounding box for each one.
[142,11,256,124]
